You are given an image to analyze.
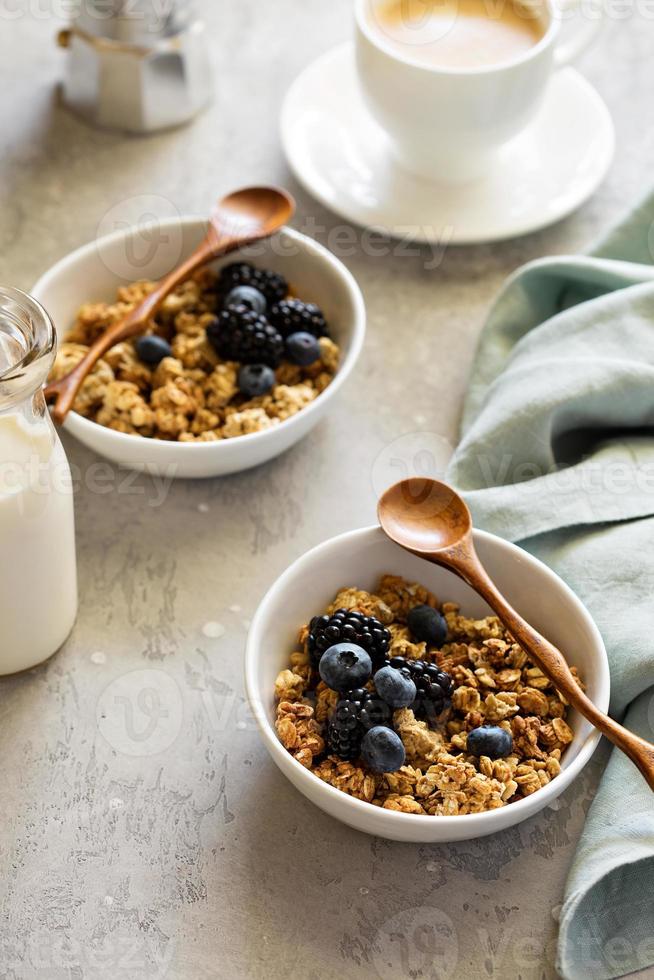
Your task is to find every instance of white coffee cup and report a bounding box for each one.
[355,0,600,183]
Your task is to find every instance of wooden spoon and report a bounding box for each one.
[378,477,654,791]
[44,186,296,425]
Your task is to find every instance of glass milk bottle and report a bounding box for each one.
[0,288,77,674]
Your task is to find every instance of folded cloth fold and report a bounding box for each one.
[447,189,654,980]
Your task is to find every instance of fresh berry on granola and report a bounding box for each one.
[319,643,373,692]
[467,725,514,759]
[224,284,267,314]
[328,698,363,761]
[359,693,393,732]
[327,689,395,762]
[218,262,287,305]
[407,604,448,647]
[48,263,340,442]
[374,664,417,709]
[135,335,173,366]
[361,727,406,774]
[270,298,329,339]
[238,364,276,398]
[285,332,321,367]
[390,656,454,723]
[207,306,284,367]
[274,574,582,814]
[308,609,391,671]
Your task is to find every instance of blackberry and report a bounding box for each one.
[359,691,393,732]
[327,689,392,761]
[206,307,284,367]
[328,699,361,761]
[218,262,288,306]
[308,609,391,671]
[269,299,328,339]
[389,656,454,723]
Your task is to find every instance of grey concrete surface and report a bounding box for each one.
[1,3,653,979]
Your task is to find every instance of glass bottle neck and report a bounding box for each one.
[0,287,56,416]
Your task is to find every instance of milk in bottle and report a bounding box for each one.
[0,288,77,674]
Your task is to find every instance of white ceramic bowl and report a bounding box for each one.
[246,525,610,842]
[32,221,365,479]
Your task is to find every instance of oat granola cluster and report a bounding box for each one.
[49,269,340,441]
[274,574,582,816]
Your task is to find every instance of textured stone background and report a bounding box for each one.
[1,2,653,978]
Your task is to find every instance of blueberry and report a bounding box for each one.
[319,643,373,692]
[407,604,448,647]
[361,727,406,773]
[374,665,416,709]
[224,285,267,315]
[238,364,275,398]
[467,726,513,759]
[135,335,172,366]
[285,331,321,367]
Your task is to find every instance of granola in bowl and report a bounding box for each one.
[48,262,340,442]
[274,574,583,816]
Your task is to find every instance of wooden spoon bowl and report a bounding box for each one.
[378,479,472,553]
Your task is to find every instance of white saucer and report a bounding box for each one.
[281,43,615,245]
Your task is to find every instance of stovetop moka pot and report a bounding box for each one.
[58,0,213,133]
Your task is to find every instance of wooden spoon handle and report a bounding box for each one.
[452,548,654,791]
[44,234,239,426]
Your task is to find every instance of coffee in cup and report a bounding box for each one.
[356,0,600,183]
[372,0,545,70]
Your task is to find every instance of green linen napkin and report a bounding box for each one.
[446,189,654,980]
